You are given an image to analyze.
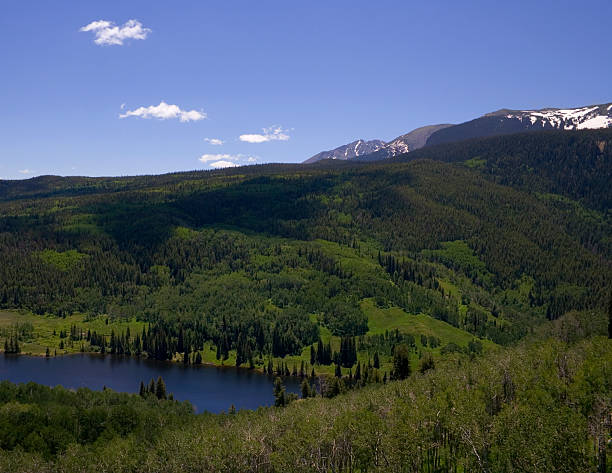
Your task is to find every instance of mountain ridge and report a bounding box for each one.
[304,102,612,164]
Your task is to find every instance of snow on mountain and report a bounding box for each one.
[426,102,612,147]
[304,103,612,164]
[500,104,612,130]
[304,125,453,164]
[303,139,385,164]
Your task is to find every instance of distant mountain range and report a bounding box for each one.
[303,102,612,163]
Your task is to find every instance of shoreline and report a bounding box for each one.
[0,350,310,379]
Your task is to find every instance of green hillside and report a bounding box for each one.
[0,129,610,471]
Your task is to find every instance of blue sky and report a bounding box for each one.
[1,0,611,179]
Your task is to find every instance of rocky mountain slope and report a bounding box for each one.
[304,102,612,163]
[426,103,612,146]
[303,139,385,163]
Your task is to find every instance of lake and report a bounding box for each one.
[0,353,301,413]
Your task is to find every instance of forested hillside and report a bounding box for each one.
[0,130,610,369]
[403,128,612,212]
[0,129,610,471]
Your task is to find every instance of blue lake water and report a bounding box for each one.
[0,353,300,413]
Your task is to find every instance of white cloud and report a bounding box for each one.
[80,19,151,46]
[210,160,239,169]
[239,125,290,143]
[199,153,257,168]
[18,169,33,174]
[204,138,224,146]
[120,101,206,122]
[199,153,235,163]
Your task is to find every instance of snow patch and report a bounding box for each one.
[576,115,612,129]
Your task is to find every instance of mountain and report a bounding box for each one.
[426,103,612,146]
[303,139,385,163]
[305,103,612,164]
[354,124,453,162]
[304,125,452,164]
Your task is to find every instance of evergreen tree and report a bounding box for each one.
[373,351,380,369]
[273,377,286,407]
[155,376,167,400]
[300,378,311,399]
[392,344,411,380]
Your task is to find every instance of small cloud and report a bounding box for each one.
[204,138,224,146]
[199,153,257,168]
[210,160,239,169]
[120,101,206,122]
[18,169,33,174]
[120,103,126,110]
[239,125,290,143]
[80,19,151,46]
[199,153,235,163]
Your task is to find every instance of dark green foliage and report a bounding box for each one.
[155,377,167,400]
[409,128,612,211]
[0,381,191,459]
[391,344,411,380]
[273,377,286,407]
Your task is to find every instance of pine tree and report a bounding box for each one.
[300,378,311,399]
[373,351,380,369]
[608,291,612,339]
[155,376,167,400]
[139,381,146,397]
[335,363,342,378]
[195,351,202,364]
[392,344,411,380]
[273,377,286,407]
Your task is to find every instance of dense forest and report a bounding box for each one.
[0,129,610,471]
